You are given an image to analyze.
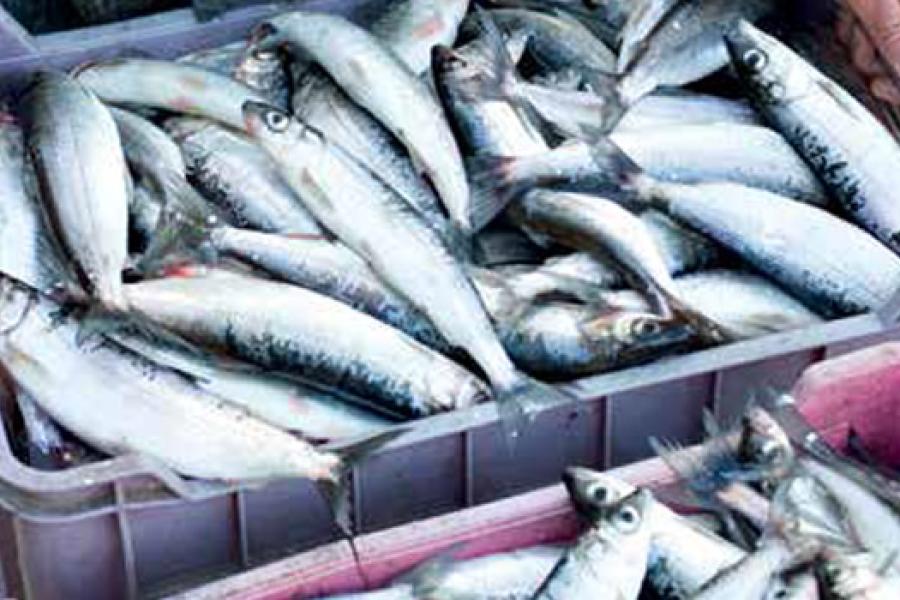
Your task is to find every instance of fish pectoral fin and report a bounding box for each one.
[467,154,525,231]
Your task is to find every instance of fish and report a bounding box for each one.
[627,174,900,317]
[473,227,550,267]
[165,117,322,235]
[611,124,828,205]
[604,271,825,340]
[563,467,746,598]
[0,277,401,486]
[819,548,900,599]
[74,58,269,131]
[16,387,67,464]
[690,537,809,600]
[370,0,472,75]
[176,41,246,77]
[507,190,729,342]
[533,488,654,599]
[207,227,451,353]
[255,11,471,235]
[764,572,818,600]
[477,0,630,48]
[472,8,616,77]
[291,67,453,242]
[398,546,563,599]
[615,90,761,131]
[233,47,292,110]
[616,0,681,74]
[22,71,129,311]
[123,268,489,418]
[110,328,395,442]
[0,116,79,300]
[727,20,900,256]
[242,101,570,434]
[603,0,773,127]
[432,34,547,226]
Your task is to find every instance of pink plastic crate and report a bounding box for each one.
[170,343,900,599]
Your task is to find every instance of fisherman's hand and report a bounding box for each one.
[839,0,900,104]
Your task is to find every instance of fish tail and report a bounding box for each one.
[452,6,521,104]
[135,178,223,277]
[494,375,576,443]
[317,427,409,537]
[467,154,528,230]
[661,289,736,346]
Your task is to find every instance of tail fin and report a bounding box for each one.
[453,7,522,104]
[467,155,527,231]
[317,428,409,537]
[582,70,628,133]
[494,375,576,443]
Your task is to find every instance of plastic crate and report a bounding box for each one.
[0,1,898,599]
[167,341,900,599]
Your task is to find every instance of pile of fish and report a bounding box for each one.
[324,400,900,599]
[1,0,900,491]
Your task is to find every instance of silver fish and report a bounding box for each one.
[617,0,681,73]
[370,0,471,75]
[234,48,291,110]
[604,271,825,340]
[631,176,900,317]
[23,71,129,310]
[0,117,77,298]
[0,278,387,483]
[208,227,450,353]
[124,268,488,417]
[508,190,725,341]
[608,0,773,123]
[243,102,567,432]
[478,0,629,47]
[111,328,394,442]
[176,41,245,77]
[129,183,164,251]
[691,537,803,600]
[292,68,451,240]
[533,489,653,599]
[475,8,616,76]
[615,90,761,131]
[563,468,746,598]
[74,58,268,131]
[612,124,828,204]
[820,550,900,599]
[727,20,900,255]
[473,227,550,267]
[16,387,66,460]
[257,12,470,234]
[165,117,322,235]
[399,546,563,599]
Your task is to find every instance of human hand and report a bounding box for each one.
[838,0,900,104]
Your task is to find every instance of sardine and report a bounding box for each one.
[207,227,450,353]
[292,68,451,240]
[474,8,616,76]
[177,41,245,77]
[629,175,900,317]
[616,91,761,131]
[256,12,470,234]
[0,117,77,298]
[243,101,569,432]
[478,0,629,47]
[124,269,488,417]
[533,489,653,599]
[74,58,268,131]
[563,467,746,598]
[111,328,394,442]
[234,48,291,110]
[604,271,825,340]
[370,0,471,75]
[16,387,66,462]
[617,0,681,74]
[0,278,396,483]
[727,20,900,255]
[691,537,803,600]
[612,124,828,204]
[399,546,563,599]
[22,71,129,310]
[508,190,727,341]
[165,117,322,235]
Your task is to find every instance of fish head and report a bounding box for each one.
[725,20,799,108]
[583,310,694,364]
[738,405,796,482]
[563,466,636,522]
[595,488,655,551]
[431,44,483,87]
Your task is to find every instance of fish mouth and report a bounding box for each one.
[563,467,631,516]
[241,100,274,134]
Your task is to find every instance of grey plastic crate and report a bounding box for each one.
[0,1,899,599]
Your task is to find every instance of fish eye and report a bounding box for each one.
[743,48,768,72]
[633,319,662,337]
[615,505,641,532]
[587,482,610,504]
[264,110,290,132]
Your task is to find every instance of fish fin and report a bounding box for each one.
[583,135,648,196]
[581,70,628,133]
[660,289,736,347]
[495,376,576,443]
[452,8,521,103]
[467,155,526,231]
[468,266,534,327]
[393,542,469,593]
[135,199,219,278]
[318,427,409,538]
